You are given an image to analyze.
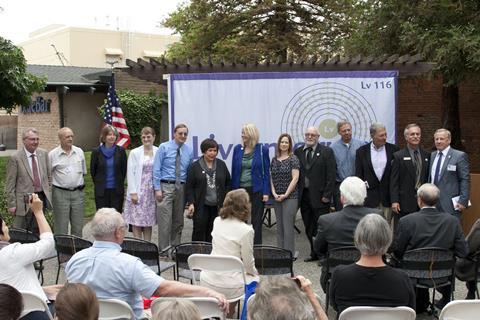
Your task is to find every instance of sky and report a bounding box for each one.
[0,0,186,44]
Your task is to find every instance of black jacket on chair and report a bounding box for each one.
[355,142,399,208]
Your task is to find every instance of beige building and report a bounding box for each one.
[20,25,180,68]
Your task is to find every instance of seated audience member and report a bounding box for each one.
[313,176,381,291]
[0,283,23,320]
[330,214,415,314]
[200,189,259,316]
[455,218,480,299]
[55,283,99,320]
[0,194,58,320]
[152,299,201,320]
[393,183,467,311]
[65,208,227,320]
[248,276,328,320]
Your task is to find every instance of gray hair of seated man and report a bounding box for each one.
[248,277,315,320]
[152,299,201,320]
[340,176,367,206]
[417,183,440,207]
[354,213,392,256]
[90,208,125,239]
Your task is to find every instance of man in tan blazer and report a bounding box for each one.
[5,127,51,231]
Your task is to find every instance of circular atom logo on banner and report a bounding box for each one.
[281,82,377,144]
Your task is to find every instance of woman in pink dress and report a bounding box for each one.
[123,127,158,241]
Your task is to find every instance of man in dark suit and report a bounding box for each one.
[355,123,399,226]
[429,128,470,216]
[393,183,467,311]
[294,126,336,262]
[314,176,382,290]
[390,124,430,224]
[5,127,51,232]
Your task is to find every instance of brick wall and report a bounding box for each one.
[115,70,165,95]
[17,92,60,151]
[396,76,480,172]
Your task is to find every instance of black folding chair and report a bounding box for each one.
[324,246,361,313]
[54,234,93,284]
[8,227,46,284]
[121,237,175,277]
[472,251,480,299]
[253,245,294,276]
[172,242,212,282]
[399,247,456,315]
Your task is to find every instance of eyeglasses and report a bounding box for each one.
[304,133,319,138]
[176,132,188,136]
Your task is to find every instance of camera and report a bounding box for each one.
[23,193,33,204]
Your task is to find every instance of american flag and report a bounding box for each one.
[104,74,131,148]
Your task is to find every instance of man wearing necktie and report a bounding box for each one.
[429,128,470,216]
[390,124,430,224]
[294,126,336,262]
[5,128,51,233]
[153,124,193,250]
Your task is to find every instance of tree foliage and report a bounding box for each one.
[344,0,480,86]
[164,0,358,62]
[0,37,46,113]
[100,90,167,148]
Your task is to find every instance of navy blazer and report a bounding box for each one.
[90,145,127,197]
[231,143,270,195]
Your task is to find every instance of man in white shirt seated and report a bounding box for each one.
[66,208,228,319]
[0,194,61,320]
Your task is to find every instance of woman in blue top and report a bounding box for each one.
[90,125,127,213]
[231,123,270,244]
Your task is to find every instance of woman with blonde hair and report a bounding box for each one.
[123,127,158,240]
[55,283,99,320]
[231,123,270,244]
[90,125,127,212]
[200,189,259,316]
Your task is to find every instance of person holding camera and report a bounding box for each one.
[5,128,51,234]
[0,193,60,320]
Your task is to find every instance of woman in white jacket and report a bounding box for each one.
[123,127,158,240]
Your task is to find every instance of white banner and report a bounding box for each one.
[169,71,397,166]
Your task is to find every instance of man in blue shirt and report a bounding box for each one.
[153,124,193,251]
[330,121,366,211]
[66,208,227,319]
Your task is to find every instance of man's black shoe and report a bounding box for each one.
[304,256,319,262]
[434,298,449,310]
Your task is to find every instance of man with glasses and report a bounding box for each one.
[294,127,336,262]
[153,124,193,251]
[5,127,51,233]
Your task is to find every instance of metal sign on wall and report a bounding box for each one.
[21,96,52,113]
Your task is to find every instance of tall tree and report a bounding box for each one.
[0,37,45,113]
[344,0,480,148]
[164,0,357,62]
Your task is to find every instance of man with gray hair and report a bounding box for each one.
[393,183,467,311]
[66,208,227,319]
[390,124,430,222]
[313,176,381,291]
[248,276,328,320]
[355,123,399,226]
[294,126,336,262]
[5,127,51,232]
[429,128,470,216]
[49,127,86,236]
[330,120,366,211]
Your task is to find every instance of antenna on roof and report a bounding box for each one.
[50,44,70,66]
